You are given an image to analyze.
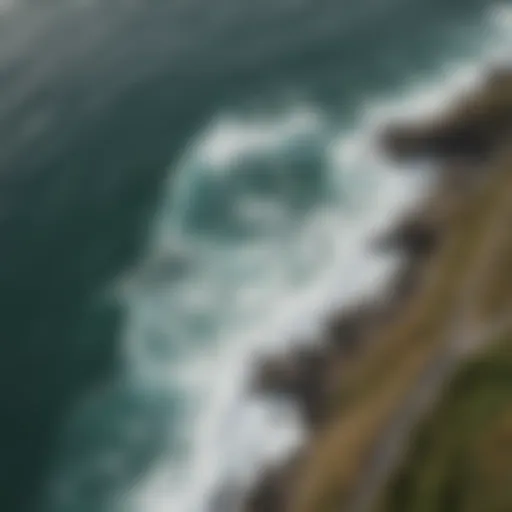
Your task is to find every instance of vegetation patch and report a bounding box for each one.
[378,334,512,512]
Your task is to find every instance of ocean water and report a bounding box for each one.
[0,1,510,512]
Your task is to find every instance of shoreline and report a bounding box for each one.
[243,65,512,512]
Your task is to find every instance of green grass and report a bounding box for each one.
[378,334,512,512]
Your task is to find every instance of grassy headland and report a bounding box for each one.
[246,68,512,512]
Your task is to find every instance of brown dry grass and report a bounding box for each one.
[475,190,512,321]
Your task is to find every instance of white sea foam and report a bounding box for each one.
[118,8,512,512]
[195,106,324,170]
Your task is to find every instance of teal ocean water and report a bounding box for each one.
[0,1,509,511]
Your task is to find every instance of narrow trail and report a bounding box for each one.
[345,166,512,512]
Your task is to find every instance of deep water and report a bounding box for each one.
[0,1,506,511]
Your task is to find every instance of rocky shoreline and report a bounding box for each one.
[243,66,512,512]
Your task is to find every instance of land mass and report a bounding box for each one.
[244,65,512,512]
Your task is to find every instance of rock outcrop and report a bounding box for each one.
[253,345,331,427]
[380,67,512,163]
[371,216,440,258]
[253,301,384,428]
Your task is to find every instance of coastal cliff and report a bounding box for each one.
[245,67,512,512]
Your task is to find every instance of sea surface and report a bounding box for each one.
[0,1,510,512]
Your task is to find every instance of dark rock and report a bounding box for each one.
[389,260,423,305]
[485,66,512,89]
[380,67,512,164]
[253,346,329,427]
[245,452,304,512]
[323,302,381,357]
[254,346,326,393]
[371,217,440,258]
[245,468,286,512]
[380,121,494,163]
